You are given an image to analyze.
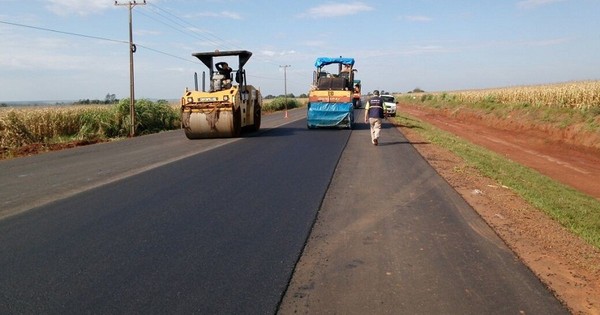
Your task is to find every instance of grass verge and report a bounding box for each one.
[262,97,308,113]
[393,113,600,250]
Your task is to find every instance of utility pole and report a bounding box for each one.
[115,0,146,137]
[279,65,291,118]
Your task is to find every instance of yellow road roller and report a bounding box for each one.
[181,50,262,138]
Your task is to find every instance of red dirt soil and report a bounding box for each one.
[397,103,600,315]
[2,139,106,159]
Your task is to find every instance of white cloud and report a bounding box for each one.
[188,11,243,20]
[302,40,327,47]
[164,67,187,73]
[260,50,296,57]
[400,45,457,56]
[0,40,103,71]
[261,50,276,57]
[300,2,374,18]
[517,0,568,9]
[220,11,242,20]
[0,23,122,72]
[403,15,432,22]
[522,37,570,46]
[45,0,115,16]
[426,37,570,54]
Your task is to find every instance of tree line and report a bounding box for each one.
[74,93,119,105]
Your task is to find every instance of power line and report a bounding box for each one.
[0,20,128,44]
[134,44,196,63]
[0,7,288,72]
[142,3,289,80]
[146,3,242,50]
[135,9,222,48]
[1,7,292,89]
[2,16,301,91]
[0,19,197,65]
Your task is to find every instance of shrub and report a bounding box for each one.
[116,99,180,135]
[262,97,302,112]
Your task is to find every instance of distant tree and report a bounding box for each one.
[105,93,117,104]
[0,103,7,107]
[264,94,276,99]
[409,87,425,93]
[298,93,308,98]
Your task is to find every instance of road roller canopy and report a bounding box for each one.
[192,50,253,70]
[314,57,355,68]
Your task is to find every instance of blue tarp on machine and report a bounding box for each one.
[307,102,354,128]
[314,57,355,68]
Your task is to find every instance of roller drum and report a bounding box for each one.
[183,108,236,139]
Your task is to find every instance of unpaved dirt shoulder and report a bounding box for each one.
[399,104,600,199]
[394,105,600,315]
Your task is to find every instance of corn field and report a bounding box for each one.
[412,81,600,110]
[0,99,180,157]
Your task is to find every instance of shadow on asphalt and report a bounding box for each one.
[244,127,303,138]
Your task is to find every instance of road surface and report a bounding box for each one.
[0,109,567,314]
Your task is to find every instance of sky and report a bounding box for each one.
[1,0,599,102]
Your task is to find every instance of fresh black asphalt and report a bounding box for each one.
[0,118,348,314]
[0,110,568,314]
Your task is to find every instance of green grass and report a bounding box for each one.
[393,113,600,250]
[262,97,307,112]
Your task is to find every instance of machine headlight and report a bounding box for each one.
[223,95,229,101]
[187,97,193,103]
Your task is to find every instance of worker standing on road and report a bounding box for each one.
[364,90,385,145]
